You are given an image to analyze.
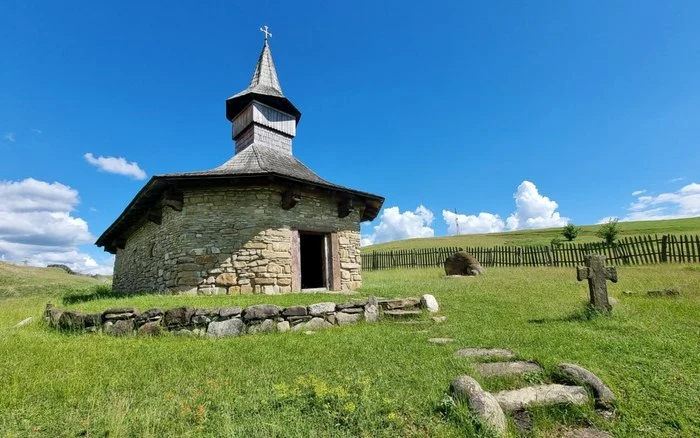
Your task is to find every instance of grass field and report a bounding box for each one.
[1,262,699,436]
[363,217,700,252]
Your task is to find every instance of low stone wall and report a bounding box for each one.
[43,295,439,338]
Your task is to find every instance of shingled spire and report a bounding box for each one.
[247,39,283,97]
[226,33,302,155]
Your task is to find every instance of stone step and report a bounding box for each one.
[474,361,542,377]
[454,348,516,360]
[383,310,422,318]
[494,384,588,412]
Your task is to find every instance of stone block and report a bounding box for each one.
[243,304,281,321]
[215,273,237,286]
[308,302,336,316]
[207,318,245,338]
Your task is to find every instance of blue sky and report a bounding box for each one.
[1,1,699,273]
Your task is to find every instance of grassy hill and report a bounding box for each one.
[363,217,700,252]
[0,261,110,298]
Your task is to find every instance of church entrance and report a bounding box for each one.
[299,232,329,290]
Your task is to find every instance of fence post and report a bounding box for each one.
[516,247,522,266]
[661,235,668,263]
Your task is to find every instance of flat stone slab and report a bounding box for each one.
[454,348,516,360]
[450,375,507,435]
[474,361,542,377]
[556,363,616,409]
[494,384,588,412]
[427,338,454,345]
[383,310,422,318]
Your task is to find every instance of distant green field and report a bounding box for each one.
[363,217,700,252]
[1,262,699,436]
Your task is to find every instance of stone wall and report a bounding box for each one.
[112,185,363,294]
[44,295,439,337]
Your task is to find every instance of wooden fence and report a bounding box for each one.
[361,234,700,271]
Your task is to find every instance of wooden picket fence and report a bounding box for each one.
[361,234,700,271]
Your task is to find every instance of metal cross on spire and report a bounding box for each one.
[260,25,272,41]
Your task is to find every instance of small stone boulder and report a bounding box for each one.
[364,304,379,323]
[218,306,242,318]
[308,302,336,316]
[444,251,485,276]
[420,294,439,313]
[247,319,276,334]
[163,307,195,327]
[243,304,281,321]
[137,321,162,336]
[450,375,507,436]
[335,312,361,326]
[105,319,134,336]
[207,318,245,338]
[282,306,307,317]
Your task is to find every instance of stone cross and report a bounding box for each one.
[577,254,618,312]
[260,25,272,41]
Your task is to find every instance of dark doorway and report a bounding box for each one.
[300,233,326,289]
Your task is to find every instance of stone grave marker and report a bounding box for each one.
[576,254,617,312]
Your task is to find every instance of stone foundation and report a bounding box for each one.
[44,296,437,337]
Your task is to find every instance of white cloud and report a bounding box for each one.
[32,128,43,135]
[3,132,16,142]
[361,205,435,246]
[443,181,568,235]
[0,178,113,275]
[84,152,147,180]
[621,182,700,221]
[505,181,569,230]
[442,210,505,234]
[631,190,646,196]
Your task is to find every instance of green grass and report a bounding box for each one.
[1,263,700,436]
[363,216,700,251]
[0,261,110,299]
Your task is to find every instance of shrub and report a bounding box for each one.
[596,218,621,245]
[562,223,581,241]
[550,238,563,248]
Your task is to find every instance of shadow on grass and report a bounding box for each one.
[61,285,134,305]
[528,305,611,325]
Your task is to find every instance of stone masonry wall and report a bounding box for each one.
[44,296,439,337]
[112,185,363,294]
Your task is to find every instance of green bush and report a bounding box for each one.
[596,218,621,245]
[562,223,581,241]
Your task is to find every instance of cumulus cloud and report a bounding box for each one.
[442,181,569,235]
[0,178,113,274]
[620,182,700,221]
[3,132,16,142]
[361,205,435,246]
[443,211,505,234]
[84,153,147,180]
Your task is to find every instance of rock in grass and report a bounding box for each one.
[420,294,439,313]
[494,384,588,412]
[281,306,307,317]
[308,302,336,316]
[247,319,276,334]
[293,317,332,331]
[12,317,33,328]
[207,318,244,338]
[431,316,447,323]
[243,304,281,321]
[105,319,134,336]
[218,306,242,319]
[137,321,162,336]
[335,312,361,325]
[364,304,379,323]
[163,307,195,327]
[450,375,507,436]
[277,321,291,332]
[556,363,616,409]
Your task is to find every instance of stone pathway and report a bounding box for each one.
[449,345,616,437]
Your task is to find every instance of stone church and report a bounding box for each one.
[96,36,384,294]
